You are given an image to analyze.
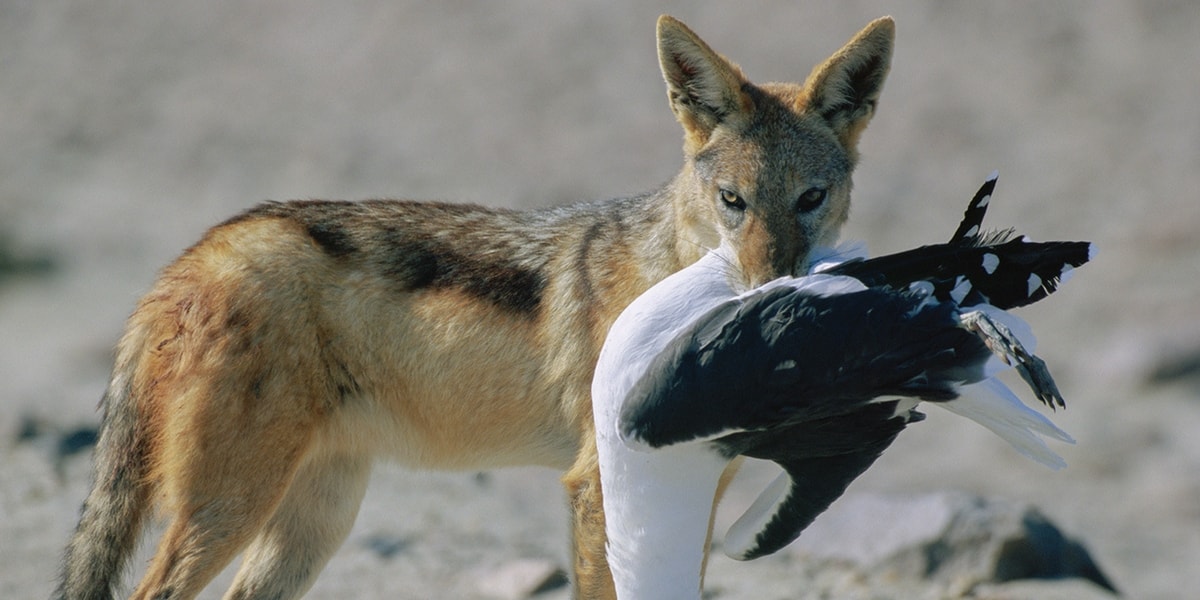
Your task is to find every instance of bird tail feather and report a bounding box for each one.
[938,378,1074,470]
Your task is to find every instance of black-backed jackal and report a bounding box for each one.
[55,15,894,600]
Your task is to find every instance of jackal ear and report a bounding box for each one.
[804,17,895,151]
[657,15,753,150]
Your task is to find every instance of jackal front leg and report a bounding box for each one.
[563,437,617,600]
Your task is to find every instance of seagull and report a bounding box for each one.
[592,173,1094,599]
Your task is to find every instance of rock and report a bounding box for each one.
[14,414,45,443]
[972,578,1120,600]
[475,558,568,600]
[0,231,58,283]
[56,426,98,458]
[362,532,412,560]
[786,492,1116,594]
[1146,344,1200,387]
[10,414,99,479]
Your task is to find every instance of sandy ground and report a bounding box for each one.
[2,2,1198,598]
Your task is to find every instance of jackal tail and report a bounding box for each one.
[54,359,150,600]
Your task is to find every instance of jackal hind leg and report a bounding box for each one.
[222,453,371,600]
[129,420,315,600]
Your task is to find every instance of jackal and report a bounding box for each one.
[55,15,894,600]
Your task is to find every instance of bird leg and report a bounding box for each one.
[959,310,1065,410]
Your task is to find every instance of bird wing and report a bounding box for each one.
[618,285,991,450]
[823,238,1093,309]
[721,409,907,560]
[821,171,1093,310]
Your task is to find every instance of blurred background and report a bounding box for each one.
[2,2,1197,598]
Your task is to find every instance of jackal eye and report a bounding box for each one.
[797,187,827,213]
[719,189,746,211]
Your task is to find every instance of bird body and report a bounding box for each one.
[592,174,1092,598]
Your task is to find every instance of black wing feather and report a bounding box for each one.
[717,402,908,559]
[825,238,1092,309]
[619,287,990,449]
[950,171,999,243]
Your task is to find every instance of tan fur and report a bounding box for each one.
[55,15,894,600]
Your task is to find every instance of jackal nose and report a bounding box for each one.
[743,256,804,289]
[790,257,808,277]
[780,248,813,279]
[749,258,791,288]
[735,235,809,288]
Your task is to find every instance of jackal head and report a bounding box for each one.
[659,15,894,288]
